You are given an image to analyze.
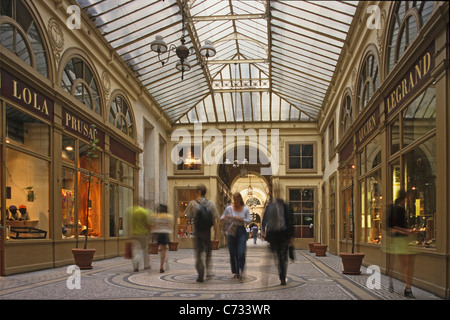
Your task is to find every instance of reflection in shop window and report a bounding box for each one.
[62,169,76,238]
[403,137,436,248]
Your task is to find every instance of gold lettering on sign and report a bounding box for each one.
[12,80,50,116]
[64,112,97,140]
[358,115,377,143]
[386,52,432,114]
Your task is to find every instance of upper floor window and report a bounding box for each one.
[341,93,353,136]
[0,0,48,77]
[62,57,102,115]
[287,143,315,172]
[109,95,134,138]
[387,1,434,74]
[357,53,379,113]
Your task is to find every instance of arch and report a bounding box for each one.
[339,87,354,139]
[385,1,435,75]
[355,44,381,115]
[108,89,137,141]
[58,48,105,117]
[0,0,51,78]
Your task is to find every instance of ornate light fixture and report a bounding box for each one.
[150,1,216,80]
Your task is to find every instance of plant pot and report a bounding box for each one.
[340,253,365,275]
[149,242,159,254]
[169,241,179,251]
[308,242,320,253]
[314,244,328,256]
[72,248,96,269]
[212,240,220,250]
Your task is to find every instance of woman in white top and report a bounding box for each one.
[220,192,251,282]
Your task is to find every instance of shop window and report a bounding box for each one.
[109,157,135,238]
[403,136,436,247]
[359,135,383,244]
[62,169,76,238]
[62,57,102,115]
[109,95,134,138]
[287,143,315,171]
[0,0,49,77]
[62,135,75,163]
[288,188,315,238]
[6,105,50,156]
[177,188,199,238]
[387,1,435,74]
[357,53,379,114]
[5,148,50,240]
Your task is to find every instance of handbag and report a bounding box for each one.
[124,241,133,259]
[288,245,295,261]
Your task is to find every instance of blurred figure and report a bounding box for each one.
[220,192,251,282]
[129,206,152,272]
[262,191,294,285]
[151,205,173,273]
[252,225,258,244]
[184,185,219,282]
[385,189,417,298]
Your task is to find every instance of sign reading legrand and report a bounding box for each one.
[62,108,105,147]
[385,41,435,119]
[1,69,54,120]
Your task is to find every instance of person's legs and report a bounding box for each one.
[194,236,206,281]
[236,228,247,281]
[227,235,238,276]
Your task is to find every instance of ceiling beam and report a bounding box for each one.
[192,14,265,21]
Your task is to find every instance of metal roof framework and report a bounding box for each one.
[75,0,359,124]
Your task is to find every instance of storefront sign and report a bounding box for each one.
[1,69,54,120]
[62,108,104,147]
[385,41,435,118]
[356,109,380,148]
[110,137,136,165]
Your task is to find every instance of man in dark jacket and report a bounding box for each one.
[262,195,295,285]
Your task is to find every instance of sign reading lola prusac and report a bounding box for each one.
[62,108,105,148]
[385,41,435,119]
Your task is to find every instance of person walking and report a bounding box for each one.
[261,193,294,285]
[151,206,173,273]
[385,189,418,298]
[129,206,152,272]
[184,184,219,282]
[220,192,251,282]
[252,225,258,244]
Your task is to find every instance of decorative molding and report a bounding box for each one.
[47,18,64,62]
[102,71,111,100]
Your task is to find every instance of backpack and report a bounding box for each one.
[194,199,214,233]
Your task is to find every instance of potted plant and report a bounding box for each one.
[340,165,364,274]
[72,125,100,269]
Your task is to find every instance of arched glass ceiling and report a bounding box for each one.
[75,0,359,124]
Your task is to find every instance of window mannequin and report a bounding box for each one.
[9,205,19,220]
[18,205,30,220]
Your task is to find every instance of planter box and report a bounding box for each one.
[169,241,179,251]
[340,253,365,275]
[314,244,328,256]
[308,242,320,253]
[72,248,96,269]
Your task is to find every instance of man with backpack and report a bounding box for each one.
[184,184,219,282]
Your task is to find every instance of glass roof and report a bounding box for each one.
[76,0,359,124]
